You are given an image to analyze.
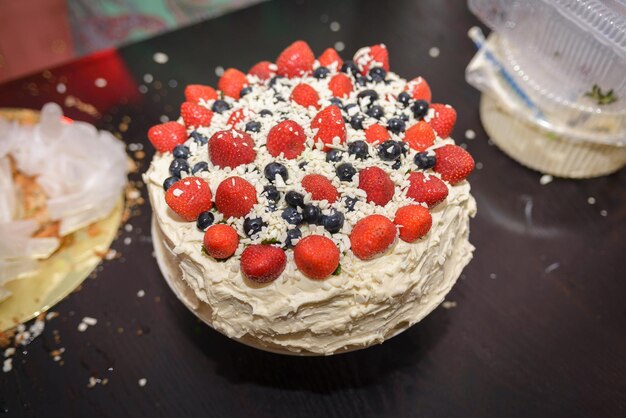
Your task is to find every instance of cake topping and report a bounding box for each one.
[349,214,397,260]
[203,224,239,259]
[294,235,340,280]
[240,245,287,283]
[165,177,213,221]
[147,40,475,283]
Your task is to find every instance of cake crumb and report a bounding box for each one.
[600,210,608,217]
[153,52,169,64]
[137,289,145,298]
[138,378,147,387]
[3,358,13,373]
[587,197,596,205]
[465,129,476,140]
[429,47,440,58]
[442,301,457,309]
[82,317,97,326]
[544,262,560,274]
[539,174,553,185]
[77,323,88,332]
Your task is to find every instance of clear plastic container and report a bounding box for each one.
[468,0,626,146]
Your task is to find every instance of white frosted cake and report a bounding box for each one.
[145,41,476,355]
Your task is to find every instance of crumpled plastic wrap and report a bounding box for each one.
[0,103,127,300]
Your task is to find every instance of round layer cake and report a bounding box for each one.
[145,41,477,355]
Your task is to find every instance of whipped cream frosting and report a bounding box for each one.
[146,156,475,354]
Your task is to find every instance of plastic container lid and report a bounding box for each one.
[468,0,626,116]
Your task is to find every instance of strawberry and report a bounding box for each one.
[433,145,475,184]
[328,73,353,98]
[405,172,448,207]
[429,103,457,138]
[301,174,339,203]
[217,68,249,99]
[350,214,397,260]
[148,122,187,153]
[180,101,213,128]
[405,77,432,102]
[358,166,395,206]
[240,245,287,283]
[208,129,256,169]
[393,205,432,243]
[311,105,347,151]
[184,84,218,103]
[290,83,320,109]
[403,121,435,151]
[364,123,390,144]
[215,176,258,218]
[294,235,340,280]
[227,108,253,129]
[276,40,315,78]
[354,44,390,75]
[318,48,343,69]
[165,176,213,221]
[266,120,306,159]
[203,224,239,259]
[248,61,275,80]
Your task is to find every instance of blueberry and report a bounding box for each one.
[326,149,343,163]
[282,207,303,225]
[329,97,343,109]
[190,131,208,145]
[303,204,322,224]
[169,158,189,177]
[336,163,357,181]
[245,121,261,133]
[344,196,358,211]
[398,91,412,107]
[341,60,360,76]
[397,112,410,122]
[387,118,406,134]
[366,105,384,120]
[196,211,214,231]
[369,67,386,82]
[263,185,280,203]
[298,161,308,170]
[211,99,231,114]
[192,161,209,174]
[264,162,288,183]
[259,109,273,117]
[240,86,252,97]
[357,89,379,107]
[356,76,369,86]
[313,66,330,79]
[322,210,344,233]
[173,144,190,159]
[414,152,436,169]
[243,217,266,237]
[411,100,429,119]
[269,76,283,87]
[350,114,365,130]
[378,140,403,161]
[285,191,305,208]
[285,228,302,248]
[392,159,402,170]
[163,176,179,191]
[348,141,369,160]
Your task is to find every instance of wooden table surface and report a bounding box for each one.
[1,0,625,416]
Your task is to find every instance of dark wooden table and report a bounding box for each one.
[1,0,625,416]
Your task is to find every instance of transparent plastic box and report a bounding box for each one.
[468,0,626,145]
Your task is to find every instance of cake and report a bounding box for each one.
[0,103,127,301]
[145,41,476,355]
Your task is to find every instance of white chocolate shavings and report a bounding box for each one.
[154,60,458,261]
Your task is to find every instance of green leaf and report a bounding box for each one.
[332,264,342,276]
